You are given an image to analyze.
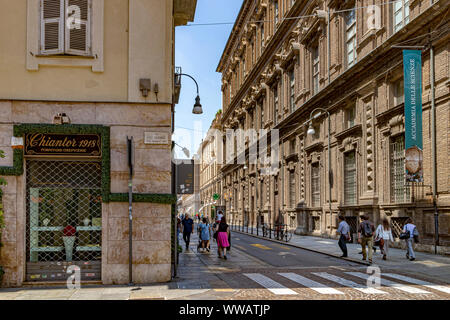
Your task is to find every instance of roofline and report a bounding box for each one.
[216,0,250,73]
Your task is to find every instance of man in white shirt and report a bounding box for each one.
[403,218,417,261]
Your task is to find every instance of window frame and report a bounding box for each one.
[312,44,320,94]
[289,68,295,112]
[311,162,321,207]
[393,0,410,33]
[345,8,357,68]
[343,150,357,205]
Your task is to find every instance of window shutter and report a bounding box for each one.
[65,0,91,56]
[40,0,64,55]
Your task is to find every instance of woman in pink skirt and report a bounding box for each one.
[215,216,230,259]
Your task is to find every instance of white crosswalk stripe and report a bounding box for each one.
[312,272,387,294]
[383,273,450,295]
[243,273,298,295]
[345,272,431,294]
[278,273,344,295]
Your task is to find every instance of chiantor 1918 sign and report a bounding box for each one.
[25,133,101,157]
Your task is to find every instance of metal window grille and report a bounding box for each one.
[312,216,320,231]
[394,0,410,33]
[346,216,358,235]
[344,151,357,205]
[391,217,409,238]
[390,135,411,203]
[26,160,102,281]
[311,163,320,207]
[346,9,357,68]
[289,171,296,208]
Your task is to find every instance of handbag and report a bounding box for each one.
[399,229,410,240]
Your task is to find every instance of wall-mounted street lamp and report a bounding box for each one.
[176,72,203,114]
[174,142,190,158]
[306,108,332,218]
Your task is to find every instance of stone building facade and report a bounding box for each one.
[217,0,449,253]
[198,112,223,220]
[0,0,197,286]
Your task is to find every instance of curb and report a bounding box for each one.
[232,229,371,266]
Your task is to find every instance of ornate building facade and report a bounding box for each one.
[198,111,223,220]
[217,0,449,252]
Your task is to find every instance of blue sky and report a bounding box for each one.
[173,0,243,159]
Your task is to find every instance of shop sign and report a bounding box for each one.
[25,133,101,157]
[403,50,423,182]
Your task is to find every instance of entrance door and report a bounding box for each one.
[26,160,102,282]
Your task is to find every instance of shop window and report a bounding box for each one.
[311,162,320,207]
[345,8,357,68]
[393,0,410,33]
[40,0,92,56]
[390,134,411,203]
[344,151,357,205]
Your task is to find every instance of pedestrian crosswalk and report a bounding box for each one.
[240,271,450,297]
[243,273,297,295]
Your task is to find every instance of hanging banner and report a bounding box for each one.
[403,50,423,182]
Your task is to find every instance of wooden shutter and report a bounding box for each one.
[40,0,64,55]
[65,0,91,56]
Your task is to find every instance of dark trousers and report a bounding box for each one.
[338,234,348,256]
[183,231,191,247]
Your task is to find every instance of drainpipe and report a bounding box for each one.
[430,41,438,254]
[327,8,331,85]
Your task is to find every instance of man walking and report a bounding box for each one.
[358,214,375,264]
[181,214,194,251]
[337,215,351,257]
[403,218,417,261]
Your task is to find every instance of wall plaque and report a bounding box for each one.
[25,133,101,157]
[144,132,170,145]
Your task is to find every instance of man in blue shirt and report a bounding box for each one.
[337,215,351,257]
[403,218,417,261]
[181,214,194,251]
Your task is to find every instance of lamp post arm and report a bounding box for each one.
[178,73,200,95]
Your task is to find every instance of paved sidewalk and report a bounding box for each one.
[231,225,450,283]
[0,231,236,300]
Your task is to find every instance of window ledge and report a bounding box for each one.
[34,54,96,59]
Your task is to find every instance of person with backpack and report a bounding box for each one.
[337,215,351,257]
[402,218,418,261]
[374,218,394,260]
[358,215,375,264]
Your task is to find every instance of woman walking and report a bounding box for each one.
[375,218,394,260]
[198,217,211,252]
[216,216,230,259]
